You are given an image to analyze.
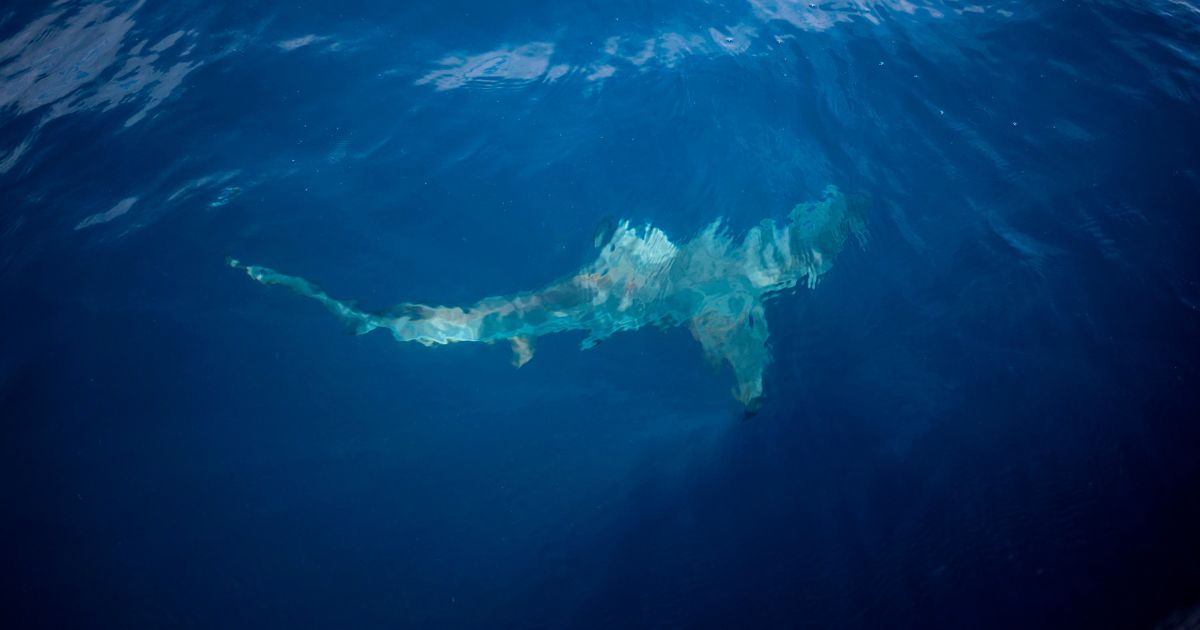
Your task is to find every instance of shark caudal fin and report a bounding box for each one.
[228,258,382,336]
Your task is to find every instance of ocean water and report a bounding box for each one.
[2,1,1200,627]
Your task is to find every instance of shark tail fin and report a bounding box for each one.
[231,258,381,336]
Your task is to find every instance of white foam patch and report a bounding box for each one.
[166,170,242,202]
[0,2,202,169]
[586,64,616,82]
[75,197,138,230]
[414,24,761,93]
[415,43,556,91]
[276,34,329,51]
[747,0,972,31]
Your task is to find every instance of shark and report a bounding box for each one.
[230,185,868,411]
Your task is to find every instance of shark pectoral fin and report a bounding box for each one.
[687,300,771,410]
[510,336,535,368]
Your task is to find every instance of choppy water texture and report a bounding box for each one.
[2,1,1199,628]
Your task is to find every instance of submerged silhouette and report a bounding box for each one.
[231,185,867,410]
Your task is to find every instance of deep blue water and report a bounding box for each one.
[3,1,1200,627]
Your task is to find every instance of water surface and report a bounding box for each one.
[2,1,1199,627]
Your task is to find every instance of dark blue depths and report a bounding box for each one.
[1,1,1199,628]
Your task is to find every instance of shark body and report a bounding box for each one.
[232,185,867,410]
